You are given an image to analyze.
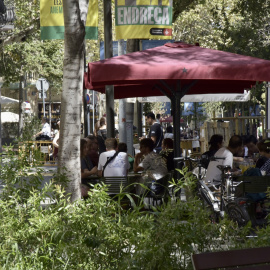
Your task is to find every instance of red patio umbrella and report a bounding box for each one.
[85,42,270,158]
[160,116,184,123]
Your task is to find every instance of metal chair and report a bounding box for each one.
[145,173,171,207]
[100,176,128,196]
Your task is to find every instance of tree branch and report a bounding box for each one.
[0,18,40,47]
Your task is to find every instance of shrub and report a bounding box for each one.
[0,150,267,269]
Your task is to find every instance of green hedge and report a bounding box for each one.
[0,148,269,269]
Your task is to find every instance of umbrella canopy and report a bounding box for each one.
[85,42,270,99]
[160,116,184,123]
[85,42,270,159]
[1,112,19,123]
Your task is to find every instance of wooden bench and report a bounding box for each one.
[192,246,270,270]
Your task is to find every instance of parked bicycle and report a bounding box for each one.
[174,155,270,227]
[198,164,251,226]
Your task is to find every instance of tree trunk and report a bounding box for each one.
[59,0,89,202]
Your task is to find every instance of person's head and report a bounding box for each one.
[80,139,88,157]
[162,138,174,150]
[100,117,106,127]
[139,138,154,154]
[56,118,60,127]
[209,134,223,151]
[118,142,127,153]
[145,112,155,125]
[156,113,161,120]
[228,135,243,155]
[105,138,117,151]
[42,117,48,124]
[166,125,173,133]
[257,139,270,157]
[85,135,99,153]
[244,135,259,156]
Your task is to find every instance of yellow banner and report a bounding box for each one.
[115,0,173,39]
[40,0,98,40]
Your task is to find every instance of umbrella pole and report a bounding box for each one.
[103,0,115,138]
[171,94,182,167]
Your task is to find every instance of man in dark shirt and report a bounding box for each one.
[146,112,164,153]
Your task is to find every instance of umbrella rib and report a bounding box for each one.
[153,84,171,99]
[182,80,198,94]
[159,80,176,97]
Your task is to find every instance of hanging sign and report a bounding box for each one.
[40,0,98,40]
[115,0,173,39]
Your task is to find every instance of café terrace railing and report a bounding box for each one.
[19,141,57,166]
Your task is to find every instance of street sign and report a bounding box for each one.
[36,78,49,92]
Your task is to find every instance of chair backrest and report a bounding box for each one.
[160,173,171,186]
[155,172,171,191]
[101,176,128,195]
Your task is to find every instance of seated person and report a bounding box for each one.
[134,138,168,194]
[257,139,270,174]
[97,138,129,177]
[97,117,107,154]
[134,151,145,171]
[192,131,200,152]
[34,117,51,140]
[118,142,134,171]
[160,138,174,171]
[201,134,223,169]
[243,135,259,158]
[205,135,243,186]
[85,135,99,166]
[164,126,174,139]
[118,142,128,153]
[52,119,60,159]
[81,139,98,187]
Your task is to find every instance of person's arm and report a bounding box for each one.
[33,130,42,137]
[81,166,98,178]
[134,165,144,173]
[133,153,144,172]
[97,170,102,177]
[97,155,103,177]
[150,136,157,144]
[233,156,244,162]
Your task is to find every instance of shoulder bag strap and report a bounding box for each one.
[102,151,119,177]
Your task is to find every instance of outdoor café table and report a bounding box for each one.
[233,158,255,174]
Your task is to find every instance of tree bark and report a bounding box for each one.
[59,0,89,202]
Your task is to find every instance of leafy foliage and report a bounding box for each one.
[0,0,63,87]
[0,150,268,269]
[173,0,270,115]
